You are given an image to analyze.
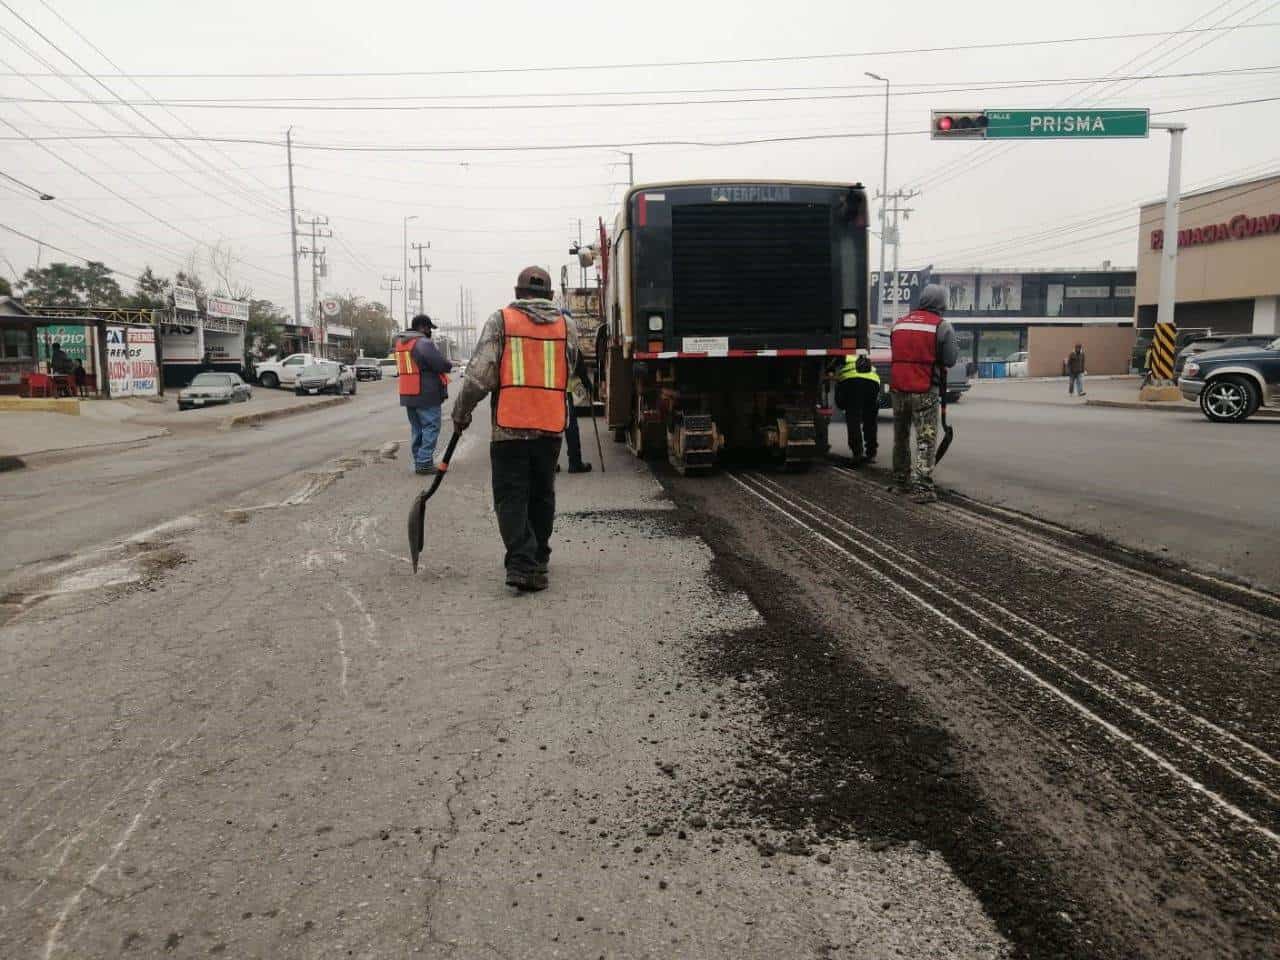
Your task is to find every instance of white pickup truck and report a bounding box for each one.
[255,352,320,389]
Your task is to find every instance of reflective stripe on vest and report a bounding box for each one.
[393,339,421,397]
[836,358,880,384]
[889,309,941,394]
[496,307,569,432]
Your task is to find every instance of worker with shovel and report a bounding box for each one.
[888,283,959,503]
[450,266,580,592]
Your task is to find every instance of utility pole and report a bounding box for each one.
[410,241,430,318]
[865,73,890,328]
[381,275,401,329]
[298,214,331,355]
[880,188,920,324]
[286,128,303,332]
[1148,122,1187,386]
[402,215,419,329]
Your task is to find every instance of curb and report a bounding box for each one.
[0,428,170,469]
[220,395,351,430]
[1085,398,1280,418]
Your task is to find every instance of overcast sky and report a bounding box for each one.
[2,0,1277,330]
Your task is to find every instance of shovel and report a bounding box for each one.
[935,385,955,464]
[407,431,461,573]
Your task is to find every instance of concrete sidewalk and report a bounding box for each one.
[0,409,167,463]
[0,411,1007,959]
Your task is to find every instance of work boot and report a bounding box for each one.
[886,480,910,495]
[910,488,939,504]
[506,569,548,592]
[567,462,593,474]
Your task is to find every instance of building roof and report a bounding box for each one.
[0,296,31,316]
[1139,172,1280,210]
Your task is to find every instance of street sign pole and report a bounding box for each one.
[1149,122,1187,385]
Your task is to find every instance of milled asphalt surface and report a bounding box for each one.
[885,379,1280,590]
[0,400,1007,958]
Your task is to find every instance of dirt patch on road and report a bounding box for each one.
[669,498,1110,960]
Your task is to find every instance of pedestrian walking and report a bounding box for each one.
[834,353,880,463]
[393,314,452,475]
[888,283,959,503]
[73,360,87,397]
[451,266,579,592]
[1067,343,1087,397]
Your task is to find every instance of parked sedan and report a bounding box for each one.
[223,372,252,401]
[296,360,357,396]
[178,372,241,411]
[1179,337,1280,422]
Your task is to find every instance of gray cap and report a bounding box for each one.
[918,283,947,314]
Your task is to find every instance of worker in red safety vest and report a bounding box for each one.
[451,266,580,592]
[393,314,453,475]
[888,283,959,503]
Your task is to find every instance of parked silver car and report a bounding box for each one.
[178,372,245,411]
[295,360,357,396]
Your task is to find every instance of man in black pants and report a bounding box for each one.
[834,353,881,463]
[451,267,580,592]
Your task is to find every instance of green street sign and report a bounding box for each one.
[984,109,1149,139]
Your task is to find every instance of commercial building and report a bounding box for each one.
[1136,174,1280,336]
[872,267,1137,376]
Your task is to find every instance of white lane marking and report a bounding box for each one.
[340,583,378,646]
[727,472,1280,846]
[751,473,1280,794]
[42,777,163,960]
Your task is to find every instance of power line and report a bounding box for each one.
[0,218,141,282]
[3,96,1275,153]
[2,22,1276,79]
[6,66,1277,111]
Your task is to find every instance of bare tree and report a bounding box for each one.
[207,241,254,300]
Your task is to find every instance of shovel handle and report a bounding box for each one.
[437,431,461,472]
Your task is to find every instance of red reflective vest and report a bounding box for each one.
[496,307,569,432]
[889,309,941,394]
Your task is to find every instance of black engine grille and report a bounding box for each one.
[671,203,833,336]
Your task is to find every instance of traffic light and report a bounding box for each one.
[931,111,989,140]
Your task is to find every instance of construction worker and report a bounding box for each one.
[561,351,594,474]
[889,283,959,503]
[834,352,881,464]
[451,267,579,592]
[393,314,452,475]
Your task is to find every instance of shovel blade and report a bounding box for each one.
[407,489,429,573]
[935,425,955,464]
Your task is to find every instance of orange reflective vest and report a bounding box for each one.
[393,338,422,398]
[394,337,449,400]
[496,307,568,432]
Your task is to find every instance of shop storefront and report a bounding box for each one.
[872,267,1138,376]
[159,289,249,388]
[1136,174,1280,335]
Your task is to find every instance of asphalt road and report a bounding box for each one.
[0,380,406,576]
[875,384,1280,590]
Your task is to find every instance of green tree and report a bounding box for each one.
[330,294,395,357]
[129,266,171,309]
[246,299,290,358]
[18,261,124,307]
[0,276,11,297]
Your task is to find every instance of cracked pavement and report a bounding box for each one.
[0,402,1006,958]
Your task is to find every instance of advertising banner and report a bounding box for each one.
[935,274,975,312]
[173,284,198,313]
[979,275,1023,311]
[39,324,91,363]
[206,296,249,323]
[106,326,159,397]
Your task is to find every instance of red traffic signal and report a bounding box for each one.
[931,111,988,139]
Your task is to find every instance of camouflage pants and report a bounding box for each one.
[891,389,940,491]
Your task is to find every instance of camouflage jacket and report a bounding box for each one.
[452,299,580,443]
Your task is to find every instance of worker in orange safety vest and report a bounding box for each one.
[450,267,580,592]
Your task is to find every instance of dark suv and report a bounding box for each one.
[1174,333,1277,375]
[1179,337,1280,422]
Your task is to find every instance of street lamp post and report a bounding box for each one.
[402,214,419,329]
[866,72,889,328]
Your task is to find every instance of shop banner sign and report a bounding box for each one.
[174,284,198,313]
[40,324,90,362]
[206,296,249,323]
[106,326,159,397]
[979,275,1023,311]
[160,323,201,361]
